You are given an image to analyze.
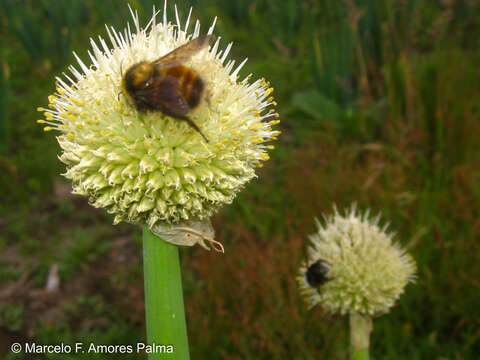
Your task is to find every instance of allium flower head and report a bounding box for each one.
[298,205,416,316]
[37,4,279,249]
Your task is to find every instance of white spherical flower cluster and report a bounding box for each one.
[37,5,279,247]
[298,206,416,316]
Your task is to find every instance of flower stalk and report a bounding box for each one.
[143,226,190,360]
[349,313,372,360]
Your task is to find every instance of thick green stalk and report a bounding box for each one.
[143,226,190,360]
[349,313,372,360]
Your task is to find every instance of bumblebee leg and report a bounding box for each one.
[179,115,209,143]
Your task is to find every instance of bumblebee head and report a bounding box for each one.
[121,61,155,95]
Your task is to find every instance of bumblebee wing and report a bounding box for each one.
[136,75,191,117]
[153,35,213,68]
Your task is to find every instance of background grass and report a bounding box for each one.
[1,0,480,359]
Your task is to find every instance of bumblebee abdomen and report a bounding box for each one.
[161,65,204,108]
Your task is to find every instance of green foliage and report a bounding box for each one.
[1,0,480,359]
[292,90,346,123]
[0,61,10,154]
[58,227,113,280]
[0,304,24,332]
[0,0,88,67]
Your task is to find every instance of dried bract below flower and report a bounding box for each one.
[37,5,279,249]
[298,206,416,316]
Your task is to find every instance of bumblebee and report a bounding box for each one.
[306,260,330,288]
[121,35,212,142]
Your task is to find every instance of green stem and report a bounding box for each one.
[349,313,372,360]
[143,226,190,360]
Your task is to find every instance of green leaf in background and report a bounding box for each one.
[0,61,9,154]
[292,90,345,123]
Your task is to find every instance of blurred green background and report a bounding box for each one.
[1,0,480,359]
